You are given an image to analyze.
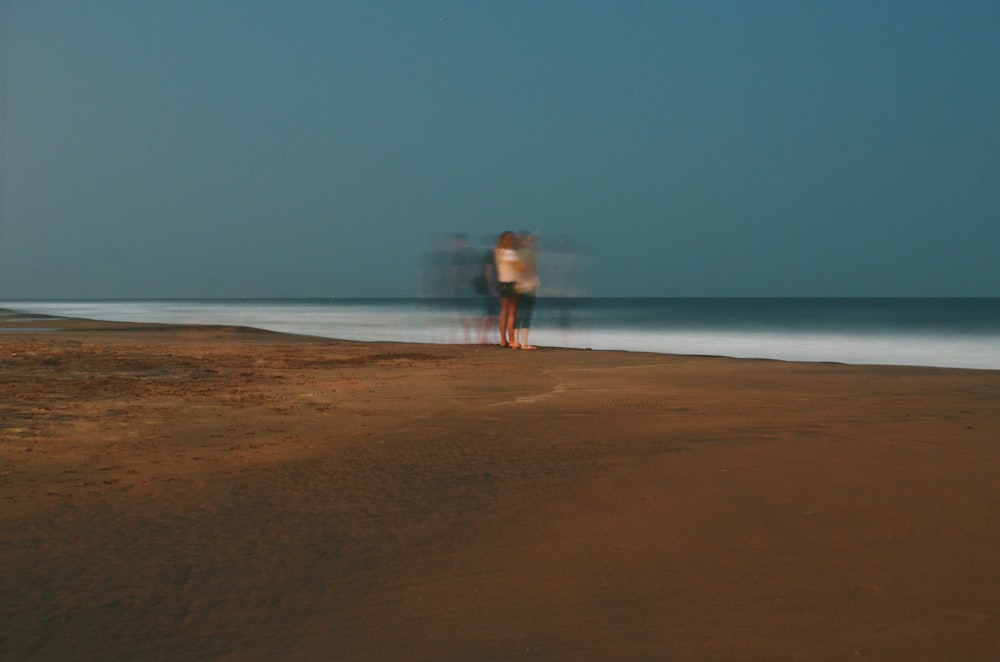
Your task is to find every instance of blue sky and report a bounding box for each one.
[1,1,998,298]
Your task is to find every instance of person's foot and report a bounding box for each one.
[520,345,536,350]
[509,342,521,349]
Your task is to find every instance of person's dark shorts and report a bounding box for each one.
[498,282,518,298]
[517,292,536,328]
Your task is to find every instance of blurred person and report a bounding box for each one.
[448,234,479,296]
[541,235,588,341]
[448,233,480,343]
[474,240,499,344]
[418,234,451,298]
[515,232,540,350]
[493,231,523,348]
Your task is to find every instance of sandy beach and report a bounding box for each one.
[2,314,998,660]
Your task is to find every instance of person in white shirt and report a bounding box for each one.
[493,231,523,347]
[515,232,539,350]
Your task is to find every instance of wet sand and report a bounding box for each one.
[2,314,999,660]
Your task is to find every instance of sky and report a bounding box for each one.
[1,0,998,298]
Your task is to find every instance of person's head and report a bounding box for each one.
[497,231,516,248]
[518,231,536,249]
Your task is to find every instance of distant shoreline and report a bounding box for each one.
[5,298,1000,371]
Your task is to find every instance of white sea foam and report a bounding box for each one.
[5,300,1000,371]
[566,328,1000,371]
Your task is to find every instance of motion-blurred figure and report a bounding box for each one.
[419,234,451,298]
[448,234,479,296]
[474,239,499,344]
[515,232,540,350]
[448,233,480,343]
[539,235,589,342]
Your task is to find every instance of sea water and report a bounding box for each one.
[4,298,1000,371]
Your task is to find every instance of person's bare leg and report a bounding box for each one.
[519,327,535,349]
[498,299,511,346]
[508,299,520,348]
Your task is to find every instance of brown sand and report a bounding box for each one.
[2,315,999,660]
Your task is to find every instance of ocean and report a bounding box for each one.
[3,298,1000,371]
